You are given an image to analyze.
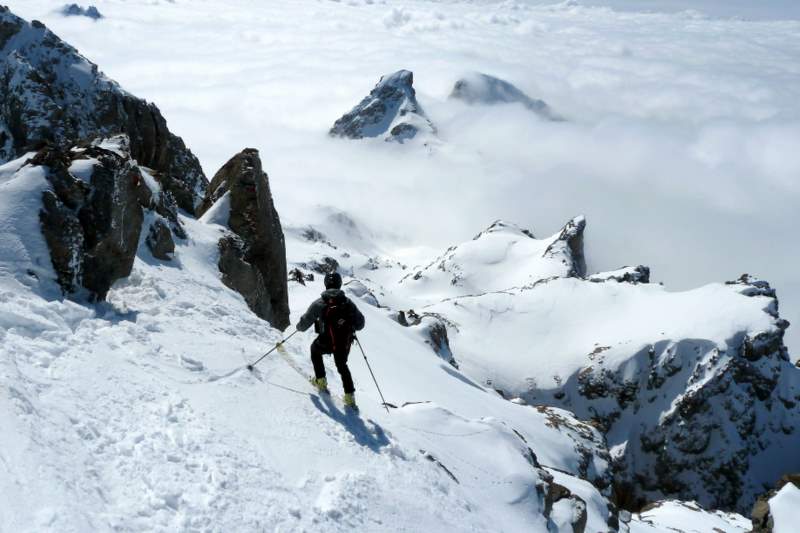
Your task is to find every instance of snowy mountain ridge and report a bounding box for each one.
[0,6,206,213]
[295,205,800,514]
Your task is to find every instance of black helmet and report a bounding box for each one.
[324,272,342,289]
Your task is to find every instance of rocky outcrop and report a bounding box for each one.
[329,70,436,143]
[198,148,289,330]
[589,265,650,284]
[542,216,586,278]
[145,218,174,260]
[554,276,799,513]
[0,7,206,213]
[34,135,181,299]
[396,310,458,367]
[449,73,562,121]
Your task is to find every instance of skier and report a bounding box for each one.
[296,272,365,408]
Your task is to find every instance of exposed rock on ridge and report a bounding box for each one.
[34,135,182,300]
[542,215,586,278]
[407,217,798,514]
[0,7,206,213]
[329,70,436,143]
[589,265,650,284]
[199,148,290,330]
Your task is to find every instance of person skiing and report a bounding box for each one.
[296,272,365,408]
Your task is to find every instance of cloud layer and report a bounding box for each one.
[8,0,800,353]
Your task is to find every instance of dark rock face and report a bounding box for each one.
[218,235,276,321]
[61,4,103,20]
[329,70,436,143]
[540,275,800,513]
[199,148,290,330]
[145,218,175,260]
[0,7,206,213]
[542,216,587,278]
[450,73,562,121]
[35,136,155,300]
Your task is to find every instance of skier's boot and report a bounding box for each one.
[343,392,357,410]
[311,377,328,393]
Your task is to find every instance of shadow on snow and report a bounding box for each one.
[311,393,391,452]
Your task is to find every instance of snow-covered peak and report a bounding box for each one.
[450,72,562,121]
[474,219,536,239]
[329,69,436,144]
[60,4,103,20]
[399,215,586,302]
[375,68,414,93]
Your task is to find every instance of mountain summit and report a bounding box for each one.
[329,70,436,143]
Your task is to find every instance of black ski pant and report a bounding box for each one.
[310,337,355,394]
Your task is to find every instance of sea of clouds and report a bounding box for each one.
[8,0,800,353]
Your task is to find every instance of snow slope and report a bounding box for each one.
[1,151,619,532]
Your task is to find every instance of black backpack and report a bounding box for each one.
[316,297,354,350]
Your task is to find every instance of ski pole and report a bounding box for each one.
[354,336,390,414]
[247,329,299,371]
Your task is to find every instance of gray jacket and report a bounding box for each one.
[297,289,365,333]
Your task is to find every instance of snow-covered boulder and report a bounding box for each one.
[9,135,182,300]
[449,72,562,121]
[411,219,799,513]
[751,474,800,533]
[395,310,458,368]
[329,70,436,143]
[0,7,206,213]
[198,148,290,330]
[344,278,379,307]
[589,265,650,284]
[629,500,751,532]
